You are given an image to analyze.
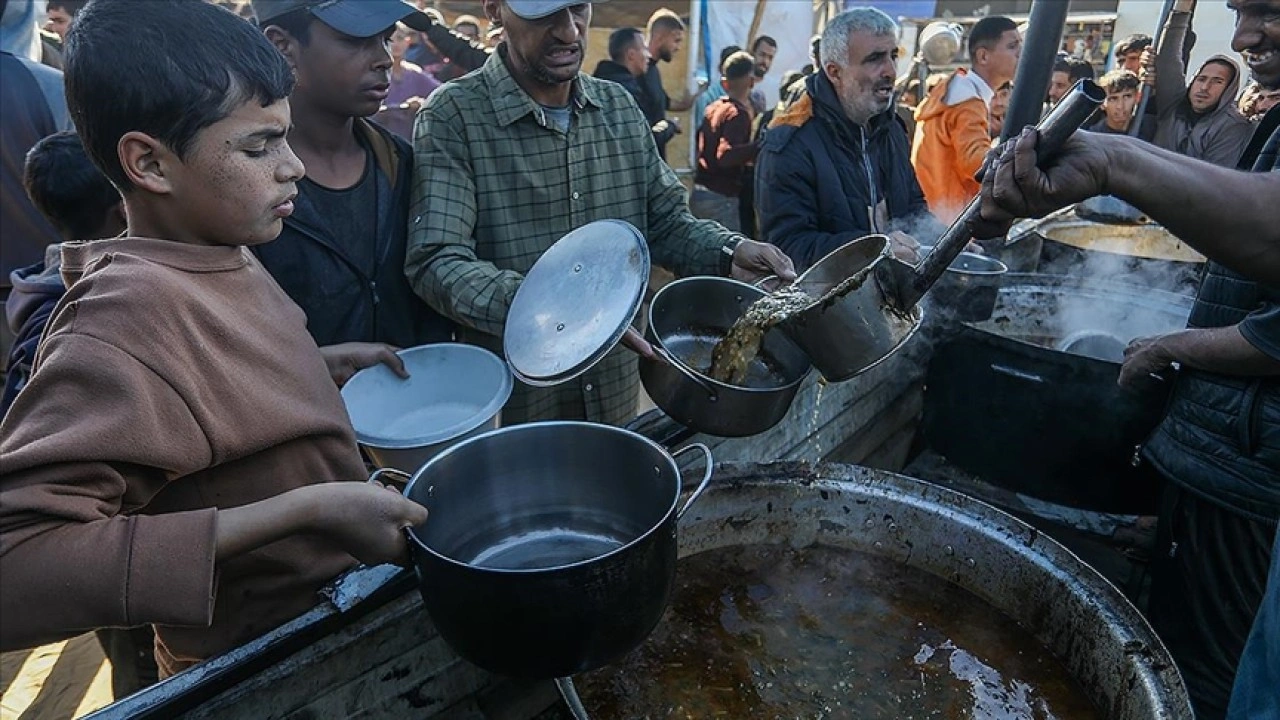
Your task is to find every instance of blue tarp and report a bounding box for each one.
[852,1,939,21]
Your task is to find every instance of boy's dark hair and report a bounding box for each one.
[261,8,313,45]
[23,131,120,241]
[47,0,88,15]
[1054,55,1096,82]
[751,35,776,53]
[722,51,755,81]
[647,8,684,37]
[968,16,1017,58]
[1099,68,1140,95]
[64,0,295,191]
[718,44,742,69]
[608,27,644,63]
[1114,33,1152,58]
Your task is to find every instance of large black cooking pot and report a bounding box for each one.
[399,422,712,679]
[922,274,1193,513]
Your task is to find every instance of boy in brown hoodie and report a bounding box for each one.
[0,0,428,677]
[911,16,1021,223]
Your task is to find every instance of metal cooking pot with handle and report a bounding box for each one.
[640,277,812,437]
[399,422,714,679]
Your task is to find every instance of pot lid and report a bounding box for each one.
[504,220,650,387]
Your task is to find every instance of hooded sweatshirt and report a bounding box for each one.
[0,237,360,676]
[911,68,994,224]
[2,245,64,417]
[1153,11,1254,167]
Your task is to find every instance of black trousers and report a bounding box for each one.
[1146,482,1276,720]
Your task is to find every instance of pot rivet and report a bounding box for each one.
[888,523,898,533]
[864,518,875,527]
[966,557,977,567]
[873,541,884,549]
[943,545,954,555]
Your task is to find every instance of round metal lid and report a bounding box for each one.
[504,220,650,387]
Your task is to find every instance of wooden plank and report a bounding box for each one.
[825,384,924,467]
[861,422,920,472]
[676,339,926,469]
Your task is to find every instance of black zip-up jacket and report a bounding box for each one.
[253,120,452,348]
[594,59,678,154]
[755,71,941,271]
[1143,106,1280,522]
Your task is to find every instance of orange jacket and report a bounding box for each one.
[911,69,993,224]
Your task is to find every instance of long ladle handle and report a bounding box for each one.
[899,79,1105,311]
[556,677,591,720]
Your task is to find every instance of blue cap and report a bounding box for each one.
[506,0,608,20]
[252,0,433,38]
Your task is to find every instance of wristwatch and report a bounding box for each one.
[720,236,743,276]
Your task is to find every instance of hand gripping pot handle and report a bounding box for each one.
[368,467,412,491]
[671,443,714,520]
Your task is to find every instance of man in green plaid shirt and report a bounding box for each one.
[406,0,795,426]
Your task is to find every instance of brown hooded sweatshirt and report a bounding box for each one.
[0,237,360,676]
[1154,11,1254,167]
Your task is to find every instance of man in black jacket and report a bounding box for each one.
[980,2,1280,714]
[252,0,453,365]
[594,27,677,152]
[755,7,940,270]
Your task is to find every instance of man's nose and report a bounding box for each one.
[549,9,581,43]
[1232,15,1263,54]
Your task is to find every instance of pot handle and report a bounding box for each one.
[989,364,1046,384]
[671,443,714,520]
[752,275,790,292]
[369,467,412,492]
[653,345,719,402]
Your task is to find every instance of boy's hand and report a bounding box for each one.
[309,482,429,567]
[319,343,408,387]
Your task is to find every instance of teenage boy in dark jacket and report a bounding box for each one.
[253,0,453,354]
[756,8,940,270]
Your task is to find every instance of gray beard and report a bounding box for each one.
[841,93,888,127]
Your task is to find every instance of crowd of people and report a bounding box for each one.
[0,0,1276,718]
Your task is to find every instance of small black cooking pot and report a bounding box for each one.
[396,422,713,679]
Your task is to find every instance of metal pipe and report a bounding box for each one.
[898,79,1105,311]
[999,0,1072,143]
[1128,0,1178,137]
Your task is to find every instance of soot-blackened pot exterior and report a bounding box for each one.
[410,520,677,679]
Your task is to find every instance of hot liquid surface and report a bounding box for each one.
[576,543,1100,719]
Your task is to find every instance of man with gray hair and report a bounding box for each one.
[754,6,939,270]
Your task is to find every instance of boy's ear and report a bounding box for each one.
[264,26,299,71]
[117,132,174,196]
